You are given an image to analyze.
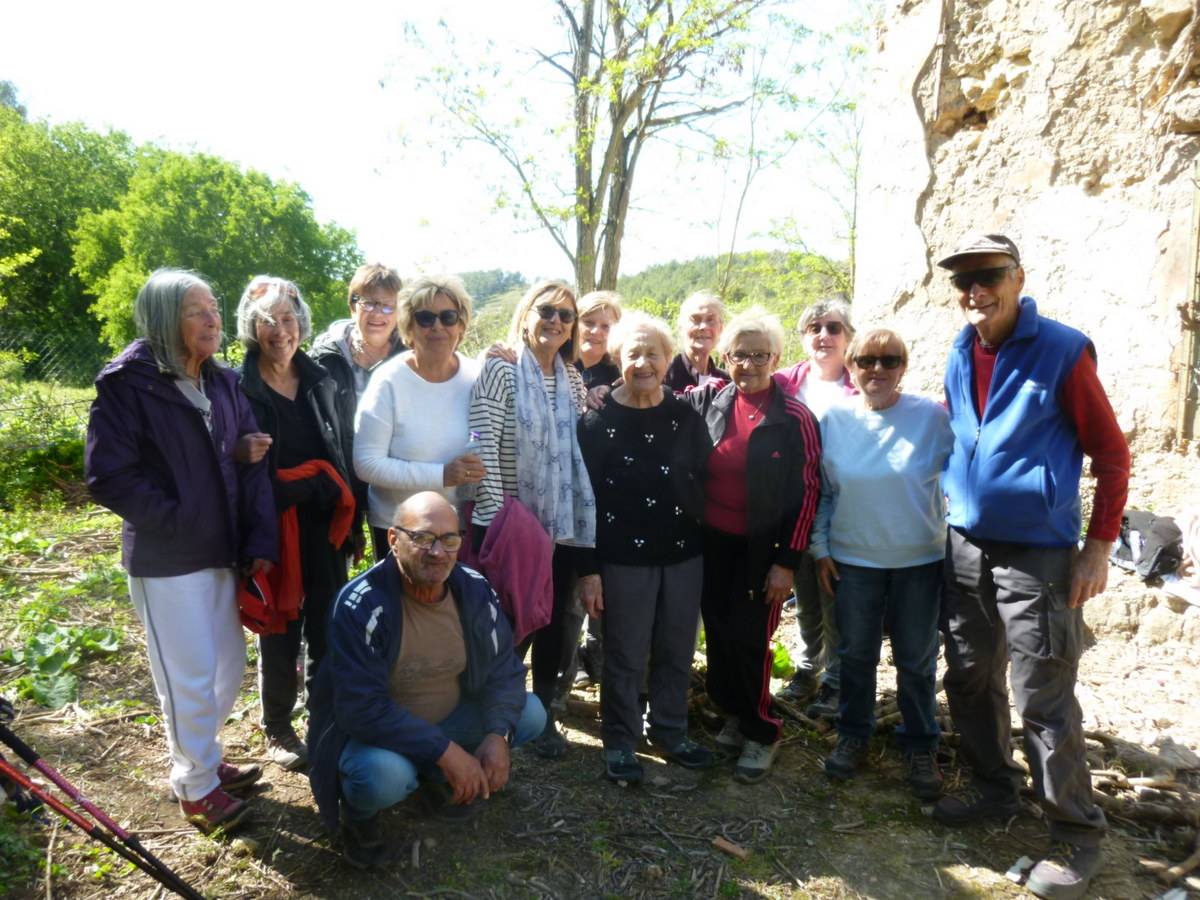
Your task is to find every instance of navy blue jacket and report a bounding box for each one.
[85,339,277,576]
[307,560,526,831]
[943,297,1092,547]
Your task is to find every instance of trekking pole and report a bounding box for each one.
[0,755,205,900]
[0,721,205,900]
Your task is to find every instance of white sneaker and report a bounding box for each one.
[734,738,780,783]
[715,716,744,754]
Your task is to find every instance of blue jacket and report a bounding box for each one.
[943,297,1092,547]
[307,559,526,831]
[85,339,278,576]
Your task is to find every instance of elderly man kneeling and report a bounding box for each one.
[307,492,545,868]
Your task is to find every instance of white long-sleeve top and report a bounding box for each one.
[353,352,480,529]
[809,393,954,569]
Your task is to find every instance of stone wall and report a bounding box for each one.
[854,0,1200,514]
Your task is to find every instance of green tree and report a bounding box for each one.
[415,0,772,294]
[459,269,528,307]
[0,108,134,376]
[75,151,363,352]
[0,81,26,119]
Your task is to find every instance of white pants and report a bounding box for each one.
[128,568,246,801]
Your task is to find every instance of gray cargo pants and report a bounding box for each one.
[794,550,840,688]
[941,528,1105,847]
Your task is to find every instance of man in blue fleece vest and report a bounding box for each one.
[933,233,1130,900]
[306,492,546,868]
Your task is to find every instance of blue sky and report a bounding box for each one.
[1,0,855,280]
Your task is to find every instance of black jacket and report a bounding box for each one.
[664,353,730,392]
[686,381,822,596]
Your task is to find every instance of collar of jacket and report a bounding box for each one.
[98,339,219,409]
[705,380,787,443]
[953,295,1040,351]
[238,347,330,399]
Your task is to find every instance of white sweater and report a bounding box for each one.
[353,352,480,529]
[810,393,954,569]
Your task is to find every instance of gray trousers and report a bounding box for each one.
[794,550,840,688]
[941,529,1105,846]
[600,556,703,752]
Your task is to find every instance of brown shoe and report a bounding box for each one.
[217,760,263,794]
[179,786,249,834]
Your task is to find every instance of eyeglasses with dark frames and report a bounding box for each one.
[413,308,461,328]
[805,321,845,336]
[727,350,772,366]
[949,265,1016,293]
[393,526,465,551]
[853,355,904,370]
[535,305,576,324]
[352,294,397,315]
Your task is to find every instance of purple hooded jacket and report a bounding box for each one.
[85,339,278,577]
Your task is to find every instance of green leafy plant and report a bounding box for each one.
[2,622,120,708]
[771,641,796,679]
[0,807,45,895]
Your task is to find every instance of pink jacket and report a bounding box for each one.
[463,497,554,645]
[773,360,857,402]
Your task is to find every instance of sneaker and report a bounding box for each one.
[217,761,263,794]
[1025,842,1102,900]
[417,781,483,821]
[602,748,644,784]
[824,735,867,781]
[905,750,943,800]
[266,727,308,771]
[733,739,780,784]
[932,784,1020,826]
[715,717,744,755]
[775,671,817,704]
[805,683,839,720]
[650,736,716,770]
[179,786,249,835]
[340,805,385,869]
[532,713,568,759]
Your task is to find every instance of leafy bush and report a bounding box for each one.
[0,378,90,509]
[2,622,121,708]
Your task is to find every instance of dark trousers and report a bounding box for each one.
[519,544,578,708]
[834,560,941,752]
[370,526,391,564]
[941,528,1105,846]
[600,557,703,751]
[701,529,783,745]
[259,519,346,734]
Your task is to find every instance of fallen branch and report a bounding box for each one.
[711,836,749,860]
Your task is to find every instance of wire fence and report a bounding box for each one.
[0,331,95,458]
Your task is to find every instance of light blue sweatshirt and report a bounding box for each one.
[810,393,953,569]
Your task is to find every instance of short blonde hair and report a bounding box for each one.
[577,290,624,323]
[508,280,580,362]
[847,328,908,367]
[397,275,474,348]
[717,305,784,358]
[236,276,312,351]
[608,310,674,364]
[348,262,402,308]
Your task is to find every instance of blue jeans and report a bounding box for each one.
[833,561,941,752]
[338,693,546,818]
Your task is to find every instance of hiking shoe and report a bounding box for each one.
[217,760,263,794]
[824,735,867,781]
[805,683,839,719]
[602,748,644,784]
[417,781,483,821]
[180,786,249,835]
[1025,842,1102,900]
[932,784,1020,826]
[733,739,780,784]
[266,727,308,771]
[339,804,385,869]
[715,717,744,755]
[532,713,568,759]
[651,736,716,770]
[775,671,817,704]
[905,750,943,801]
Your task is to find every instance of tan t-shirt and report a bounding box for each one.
[389,590,467,725]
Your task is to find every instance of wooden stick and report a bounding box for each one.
[711,836,749,860]
[1160,832,1200,885]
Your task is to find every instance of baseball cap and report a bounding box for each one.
[937,232,1021,269]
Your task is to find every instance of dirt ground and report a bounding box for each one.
[2,515,1199,900]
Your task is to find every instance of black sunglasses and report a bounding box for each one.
[854,355,904,370]
[413,308,461,328]
[805,321,845,336]
[535,304,576,324]
[949,265,1016,293]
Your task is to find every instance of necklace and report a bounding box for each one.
[350,328,389,369]
[742,390,771,421]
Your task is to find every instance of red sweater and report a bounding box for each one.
[704,388,771,535]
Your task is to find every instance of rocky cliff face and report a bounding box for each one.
[854,0,1200,512]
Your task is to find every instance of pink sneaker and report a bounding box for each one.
[217,761,262,793]
[179,786,249,834]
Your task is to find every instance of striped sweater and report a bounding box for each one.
[467,357,586,526]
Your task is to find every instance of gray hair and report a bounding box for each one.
[133,268,215,378]
[798,298,855,337]
[607,310,674,364]
[235,276,312,351]
[717,305,785,358]
[397,275,475,347]
[676,290,727,346]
